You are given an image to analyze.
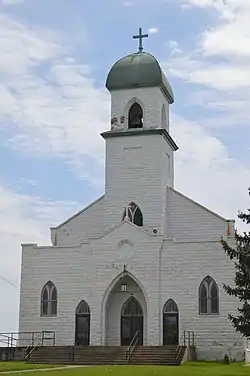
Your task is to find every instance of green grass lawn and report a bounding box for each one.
[0,362,61,372]
[0,362,250,375]
[34,364,249,376]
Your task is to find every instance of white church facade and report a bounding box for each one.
[19,33,244,361]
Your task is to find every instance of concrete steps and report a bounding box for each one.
[129,346,186,365]
[29,346,127,365]
[28,345,186,365]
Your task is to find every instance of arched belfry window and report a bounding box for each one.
[128,102,143,129]
[199,276,219,315]
[41,281,57,317]
[122,202,143,227]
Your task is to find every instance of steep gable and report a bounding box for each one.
[50,195,105,246]
[166,187,233,241]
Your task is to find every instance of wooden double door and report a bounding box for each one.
[121,316,143,346]
[121,297,143,346]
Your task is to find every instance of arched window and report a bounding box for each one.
[128,102,143,129]
[163,299,178,314]
[76,300,90,315]
[41,281,57,317]
[199,276,219,315]
[122,297,143,317]
[122,202,143,227]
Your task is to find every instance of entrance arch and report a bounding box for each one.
[121,297,143,346]
[104,273,147,346]
[75,300,90,346]
[163,299,179,345]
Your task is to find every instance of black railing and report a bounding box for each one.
[70,342,76,363]
[0,331,55,361]
[25,331,56,360]
[0,331,55,348]
[126,330,140,364]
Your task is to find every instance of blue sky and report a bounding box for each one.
[0,0,250,332]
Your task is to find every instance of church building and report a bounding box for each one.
[19,30,244,361]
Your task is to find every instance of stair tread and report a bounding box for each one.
[28,345,187,366]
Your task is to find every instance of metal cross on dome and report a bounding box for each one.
[133,28,149,52]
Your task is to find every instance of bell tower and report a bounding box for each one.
[102,29,178,235]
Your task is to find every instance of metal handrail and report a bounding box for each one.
[25,331,56,359]
[25,332,43,359]
[70,340,76,362]
[0,331,55,348]
[0,333,17,347]
[176,330,195,359]
[126,330,140,364]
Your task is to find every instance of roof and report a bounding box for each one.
[106,52,174,104]
[50,195,105,230]
[167,186,234,222]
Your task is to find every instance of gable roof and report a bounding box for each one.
[167,186,234,223]
[50,194,105,230]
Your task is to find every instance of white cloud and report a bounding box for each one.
[148,27,159,34]
[123,1,133,6]
[163,0,250,131]
[1,0,24,5]
[0,184,83,333]
[0,13,109,185]
[171,114,250,230]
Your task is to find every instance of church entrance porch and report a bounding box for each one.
[163,299,179,345]
[105,274,147,346]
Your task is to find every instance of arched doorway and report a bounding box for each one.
[121,297,143,346]
[75,300,90,346]
[163,299,179,345]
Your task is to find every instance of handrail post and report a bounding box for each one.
[126,330,140,364]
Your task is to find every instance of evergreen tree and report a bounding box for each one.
[221,188,250,338]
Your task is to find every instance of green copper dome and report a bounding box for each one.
[106,52,174,104]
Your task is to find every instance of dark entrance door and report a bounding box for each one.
[75,300,90,346]
[163,299,179,346]
[121,297,143,346]
[75,315,90,345]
